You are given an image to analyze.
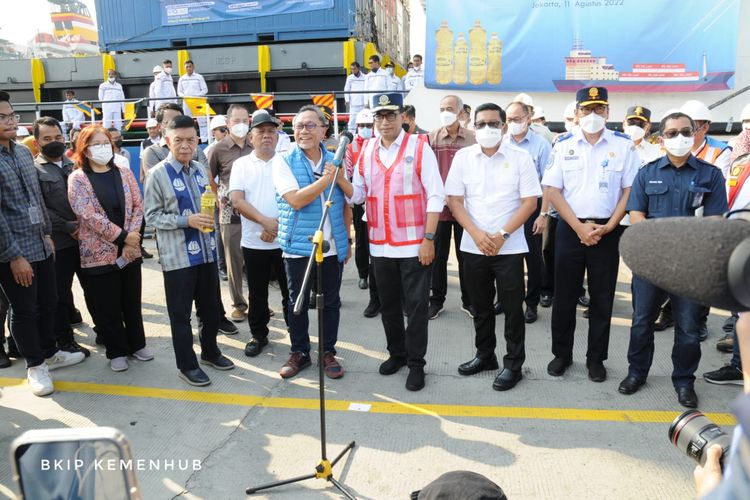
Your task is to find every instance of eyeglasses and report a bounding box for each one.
[0,113,20,124]
[506,115,528,124]
[293,123,321,131]
[474,121,502,129]
[626,119,646,128]
[374,112,399,122]
[216,127,228,133]
[662,128,695,139]
[578,105,607,116]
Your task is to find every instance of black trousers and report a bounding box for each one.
[430,220,469,308]
[0,256,57,367]
[551,219,623,362]
[163,263,222,371]
[53,246,81,344]
[463,252,526,370]
[353,204,379,302]
[523,200,543,307]
[541,216,557,297]
[372,256,431,368]
[81,265,146,359]
[243,247,289,339]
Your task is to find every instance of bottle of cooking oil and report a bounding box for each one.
[200,190,216,233]
[468,20,487,85]
[434,20,453,85]
[487,32,503,85]
[452,33,468,85]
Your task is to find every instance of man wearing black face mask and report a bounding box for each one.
[33,117,90,357]
[108,127,131,166]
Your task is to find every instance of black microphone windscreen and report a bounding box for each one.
[620,218,750,311]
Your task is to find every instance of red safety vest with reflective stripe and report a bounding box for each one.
[728,160,750,209]
[358,133,427,246]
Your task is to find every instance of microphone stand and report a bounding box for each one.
[246,144,356,499]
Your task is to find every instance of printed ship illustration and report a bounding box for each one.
[553,39,733,92]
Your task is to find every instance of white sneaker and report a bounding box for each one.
[46,350,85,371]
[131,347,154,361]
[110,357,129,372]
[27,364,54,396]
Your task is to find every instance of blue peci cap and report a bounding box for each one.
[371,93,403,112]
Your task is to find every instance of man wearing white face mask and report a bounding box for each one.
[622,105,662,166]
[151,59,178,114]
[622,111,727,408]
[98,69,125,130]
[541,86,640,383]
[384,62,404,91]
[445,102,541,391]
[427,95,476,319]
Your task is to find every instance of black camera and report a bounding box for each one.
[669,410,732,469]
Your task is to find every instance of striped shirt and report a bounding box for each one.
[0,141,52,263]
[144,153,216,272]
[428,125,476,221]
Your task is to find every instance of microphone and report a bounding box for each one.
[619,217,750,311]
[332,131,353,168]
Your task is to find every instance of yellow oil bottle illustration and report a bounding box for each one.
[487,32,502,85]
[452,33,468,85]
[435,20,454,85]
[468,20,487,85]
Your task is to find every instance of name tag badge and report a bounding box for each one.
[692,191,705,209]
[28,206,42,225]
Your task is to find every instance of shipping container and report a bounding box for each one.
[94,0,410,63]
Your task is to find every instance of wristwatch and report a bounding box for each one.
[500,229,511,240]
[424,232,436,241]
[540,211,550,218]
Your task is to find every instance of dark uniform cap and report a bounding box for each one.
[371,92,403,112]
[577,86,608,107]
[412,471,506,500]
[626,105,652,122]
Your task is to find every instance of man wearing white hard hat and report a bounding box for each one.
[140,117,161,153]
[680,99,732,179]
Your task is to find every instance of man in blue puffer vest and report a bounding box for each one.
[272,105,351,380]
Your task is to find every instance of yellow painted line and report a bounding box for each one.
[0,377,736,425]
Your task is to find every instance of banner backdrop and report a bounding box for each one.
[160,0,334,26]
[424,0,740,93]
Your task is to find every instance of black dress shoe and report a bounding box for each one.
[540,294,553,308]
[405,367,425,391]
[618,376,645,395]
[458,355,499,376]
[654,309,674,331]
[200,354,235,371]
[492,368,522,391]
[547,356,573,376]
[587,360,607,382]
[218,317,239,335]
[6,341,21,359]
[0,348,10,368]
[69,308,84,326]
[244,338,269,357]
[179,368,211,386]
[524,305,538,324]
[676,386,698,408]
[494,301,503,315]
[358,278,368,290]
[58,340,91,357]
[379,356,407,375]
[578,295,590,307]
[363,300,381,318]
[140,246,154,259]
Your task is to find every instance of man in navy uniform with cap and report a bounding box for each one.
[541,86,640,382]
[344,92,445,391]
[622,105,662,166]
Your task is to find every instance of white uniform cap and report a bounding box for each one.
[145,118,158,128]
[152,65,162,74]
[513,93,534,106]
[563,101,577,120]
[16,126,29,137]
[680,100,712,122]
[356,108,374,124]
[532,106,546,120]
[740,103,750,122]
[209,115,227,130]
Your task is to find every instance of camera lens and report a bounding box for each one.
[668,410,731,468]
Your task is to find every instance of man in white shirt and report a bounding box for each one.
[403,54,424,91]
[542,86,640,382]
[98,69,125,130]
[445,102,542,391]
[347,92,445,392]
[230,111,290,358]
[177,60,209,142]
[364,55,389,107]
[150,59,177,118]
[384,62,404,92]
[344,62,366,133]
[147,66,162,118]
[272,105,351,380]
[61,89,85,138]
